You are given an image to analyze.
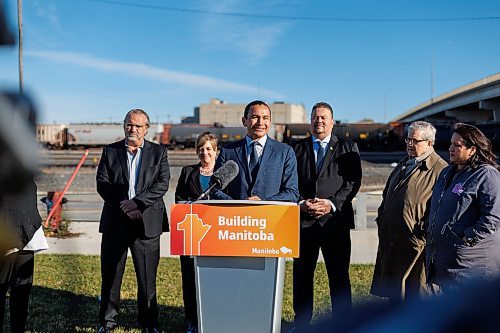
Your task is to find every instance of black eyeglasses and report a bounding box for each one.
[405,138,428,145]
[125,123,146,129]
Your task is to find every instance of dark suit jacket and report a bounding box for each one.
[212,137,299,202]
[0,180,42,249]
[175,163,203,203]
[96,139,170,237]
[293,134,362,229]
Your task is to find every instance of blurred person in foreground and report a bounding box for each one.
[371,121,447,302]
[1,182,48,333]
[211,100,298,202]
[174,132,218,333]
[316,273,500,333]
[290,102,362,331]
[96,109,170,333]
[1,5,48,332]
[426,123,500,293]
[0,96,48,332]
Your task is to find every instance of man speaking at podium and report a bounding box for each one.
[212,100,299,203]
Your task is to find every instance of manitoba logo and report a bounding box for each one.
[170,203,299,258]
[176,214,211,255]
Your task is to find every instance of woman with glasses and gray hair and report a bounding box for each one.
[371,121,447,302]
[426,123,500,293]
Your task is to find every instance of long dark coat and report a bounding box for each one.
[371,151,447,299]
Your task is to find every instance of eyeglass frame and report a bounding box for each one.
[125,123,148,129]
[404,138,428,145]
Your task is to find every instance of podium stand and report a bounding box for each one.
[195,256,285,333]
[170,200,299,333]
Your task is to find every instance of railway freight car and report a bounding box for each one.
[37,124,67,148]
[431,122,500,151]
[283,122,405,151]
[37,123,161,148]
[160,124,248,149]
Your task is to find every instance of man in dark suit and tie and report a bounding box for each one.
[96,109,170,333]
[290,102,362,330]
[212,100,298,202]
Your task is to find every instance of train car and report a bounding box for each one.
[477,122,500,151]
[431,122,500,152]
[66,124,124,147]
[166,124,212,149]
[282,124,310,145]
[282,122,405,151]
[164,124,248,149]
[37,124,67,148]
[335,123,403,151]
[384,121,499,153]
[37,123,161,148]
[38,121,497,152]
[217,126,247,146]
[67,123,161,147]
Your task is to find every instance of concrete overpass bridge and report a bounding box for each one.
[393,73,500,123]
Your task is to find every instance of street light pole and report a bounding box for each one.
[384,90,392,123]
[431,41,451,105]
[431,50,435,104]
[17,0,23,94]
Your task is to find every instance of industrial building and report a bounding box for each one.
[182,98,307,125]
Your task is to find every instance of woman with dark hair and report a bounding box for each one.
[174,132,218,333]
[426,123,500,292]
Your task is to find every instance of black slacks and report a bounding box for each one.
[180,255,197,325]
[0,250,34,333]
[99,232,160,329]
[292,222,352,324]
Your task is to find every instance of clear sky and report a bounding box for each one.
[1,0,499,124]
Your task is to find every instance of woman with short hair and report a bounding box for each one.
[174,132,218,333]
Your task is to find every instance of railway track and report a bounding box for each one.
[38,149,199,167]
[39,148,410,167]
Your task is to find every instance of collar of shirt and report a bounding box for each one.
[415,148,433,162]
[246,135,267,148]
[125,141,144,199]
[125,140,145,152]
[246,135,266,162]
[406,148,433,166]
[312,134,331,147]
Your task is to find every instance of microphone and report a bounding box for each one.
[193,160,239,201]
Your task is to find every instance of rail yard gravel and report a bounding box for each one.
[35,161,394,194]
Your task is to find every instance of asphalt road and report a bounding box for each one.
[39,192,382,264]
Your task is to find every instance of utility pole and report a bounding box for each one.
[384,90,392,123]
[431,41,451,105]
[17,0,23,94]
[431,49,435,104]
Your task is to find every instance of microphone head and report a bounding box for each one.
[212,160,239,189]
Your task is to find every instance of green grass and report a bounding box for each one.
[4,255,379,332]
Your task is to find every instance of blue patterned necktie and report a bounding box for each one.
[249,141,260,181]
[316,142,325,173]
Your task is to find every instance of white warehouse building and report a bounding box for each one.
[196,98,308,125]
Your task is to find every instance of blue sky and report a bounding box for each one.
[1,0,499,124]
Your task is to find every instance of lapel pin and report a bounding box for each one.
[329,146,334,150]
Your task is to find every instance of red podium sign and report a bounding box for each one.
[170,201,299,258]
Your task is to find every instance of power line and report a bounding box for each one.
[86,0,500,22]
